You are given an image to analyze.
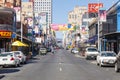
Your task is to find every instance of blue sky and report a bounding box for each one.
[52,0,118,39]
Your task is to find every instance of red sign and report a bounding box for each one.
[88,3,103,13]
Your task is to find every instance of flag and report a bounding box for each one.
[88,3,103,13]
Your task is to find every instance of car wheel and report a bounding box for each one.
[97,62,99,66]
[85,56,88,60]
[17,63,21,67]
[115,63,119,72]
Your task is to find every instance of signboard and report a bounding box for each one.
[14,7,21,22]
[88,3,103,13]
[99,10,106,22]
[0,31,12,38]
[39,12,47,24]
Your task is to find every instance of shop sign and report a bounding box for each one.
[0,31,12,38]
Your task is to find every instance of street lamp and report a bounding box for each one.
[97,0,100,52]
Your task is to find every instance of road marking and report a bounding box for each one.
[91,61,97,64]
[60,67,62,71]
[59,63,62,65]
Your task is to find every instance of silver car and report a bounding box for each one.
[12,51,27,64]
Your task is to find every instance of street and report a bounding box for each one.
[1,49,120,80]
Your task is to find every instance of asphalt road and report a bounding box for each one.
[1,49,120,80]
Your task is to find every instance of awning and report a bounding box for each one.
[12,40,29,47]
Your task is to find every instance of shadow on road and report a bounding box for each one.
[0,68,20,74]
[31,57,40,60]
[0,75,5,79]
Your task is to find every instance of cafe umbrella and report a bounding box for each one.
[12,40,28,47]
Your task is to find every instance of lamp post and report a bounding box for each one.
[20,1,23,42]
[97,0,100,52]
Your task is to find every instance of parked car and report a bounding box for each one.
[0,52,20,67]
[71,48,79,54]
[115,51,120,72]
[85,47,99,60]
[97,51,116,67]
[12,51,27,64]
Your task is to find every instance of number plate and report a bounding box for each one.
[3,58,7,61]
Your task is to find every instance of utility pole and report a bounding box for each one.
[97,0,100,51]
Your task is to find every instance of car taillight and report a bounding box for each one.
[18,56,22,58]
[10,57,15,61]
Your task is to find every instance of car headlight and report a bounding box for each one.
[102,59,108,63]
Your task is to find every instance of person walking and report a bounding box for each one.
[51,46,54,54]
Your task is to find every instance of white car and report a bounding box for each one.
[71,48,79,54]
[97,51,117,67]
[12,51,27,64]
[85,47,99,60]
[0,52,20,67]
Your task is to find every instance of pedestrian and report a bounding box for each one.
[51,46,54,54]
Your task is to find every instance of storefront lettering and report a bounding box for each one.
[0,32,12,37]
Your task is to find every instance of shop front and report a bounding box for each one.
[103,32,120,54]
[0,31,12,52]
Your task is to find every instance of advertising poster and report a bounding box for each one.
[39,12,47,25]
[14,7,21,22]
[13,0,21,7]
[99,10,106,22]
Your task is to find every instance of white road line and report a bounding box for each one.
[60,67,62,71]
[59,63,62,65]
[91,61,97,64]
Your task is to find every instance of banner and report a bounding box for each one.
[99,10,106,22]
[50,24,75,31]
[88,3,103,13]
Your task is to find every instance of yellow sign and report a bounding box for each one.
[0,31,12,38]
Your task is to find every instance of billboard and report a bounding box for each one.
[88,3,103,13]
[14,7,21,22]
[0,0,14,8]
[39,12,47,25]
[50,24,75,31]
[99,10,106,22]
[13,0,21,7]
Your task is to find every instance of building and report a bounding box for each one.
[0,7,16,52]
[65,6,87,48]
[88,0,120,54]
[34,0,52,33]
[68,6,87,27]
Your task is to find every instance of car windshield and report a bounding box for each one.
[14,52,20,55]
[0,53,13,57]
[101,52,116,57]
[87,48,97,52]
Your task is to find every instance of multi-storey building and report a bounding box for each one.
[65,6,87,48]
[34,0,52,30]
[88,1,120,54]
[68,6,87,27]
